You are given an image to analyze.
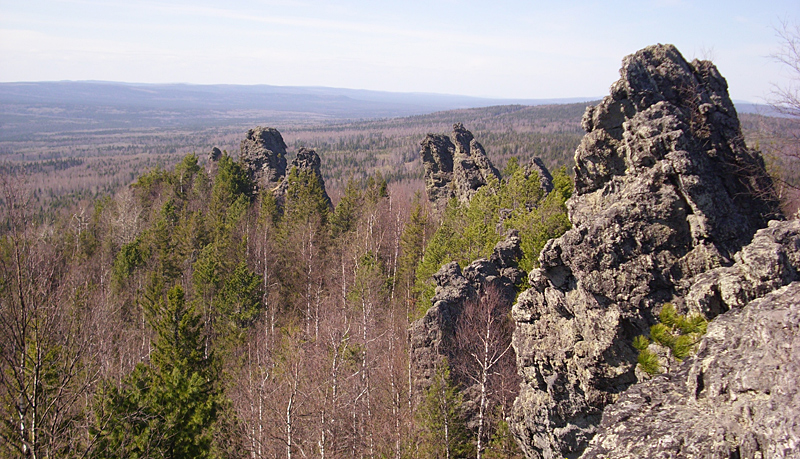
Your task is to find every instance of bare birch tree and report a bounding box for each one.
[453,284,517,459]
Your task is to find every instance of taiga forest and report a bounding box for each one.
[2,33,800,459]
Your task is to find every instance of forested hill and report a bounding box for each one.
[3,41,799,459]
[2,102,589,213]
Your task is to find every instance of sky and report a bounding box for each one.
[0,0,798,102]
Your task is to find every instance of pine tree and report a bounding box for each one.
[483,419,523,459]
[416,363,473,459]
[330,178,361,237]
[92,285,219,459]
[398,195,428,293]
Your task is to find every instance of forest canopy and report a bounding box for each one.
[0,120,571,459]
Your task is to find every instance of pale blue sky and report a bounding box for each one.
[1,0,798,101]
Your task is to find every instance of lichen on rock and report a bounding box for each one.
[509,43,780,459]
[582,279,800,459]
[240,126,288,191]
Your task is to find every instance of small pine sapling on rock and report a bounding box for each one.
[635,303,708,376]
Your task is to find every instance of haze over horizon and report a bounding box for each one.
[1,0,798,103]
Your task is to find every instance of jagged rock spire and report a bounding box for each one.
[420,124,501,209]
[274,146,332,208]
[509,44,780,459]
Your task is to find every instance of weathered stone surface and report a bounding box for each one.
[410,232,523,401]
[525,157,554,194]
[510,44,780,459]
[452,123,502,203]
[209,146,222,163]
[410,262,478,399]
[420,123,500,209]
[687,219,800,319]
[274,147,332,208]
[240,126,288,191]
[581,281,800,459]
[419,133,456,207]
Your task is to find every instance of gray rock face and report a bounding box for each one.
[209,146,222,162]
[581,280,800,459]
[410,231,524,402]
[239,126,331,209]
[274,147,332,208]
[525,157,554,194]
[420,124,500,209]
[510,44,779,459]
[207,146,222,174]
[687,219,800,319]
[240,126,288,191]
[419,133,456,207]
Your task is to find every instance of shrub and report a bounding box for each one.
[635,303,708,375]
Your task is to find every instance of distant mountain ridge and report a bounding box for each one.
[0,81,595,120]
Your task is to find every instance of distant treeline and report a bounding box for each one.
[1,157,84,174]
[2,103,589,213]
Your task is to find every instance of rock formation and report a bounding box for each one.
[274,146,332,208]
[240,126,288,191]
[686,219,800,318]
[208,146,222,162]
[410,231,524,403]
[238,127,331,209]
[420,123,501,209]
[524,157,554,194]
[509,44,779,459]
[579,219,800,458]
[206,146,222,174]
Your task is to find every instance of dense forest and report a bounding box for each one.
[4,100,797,219]
[0,120,574,458]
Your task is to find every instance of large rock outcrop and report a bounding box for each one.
[510,44,779,459]
[239,127,331,209]
[580,219,800,458]
[206,146,222,175]
[240,126,288,191]
[420,123,501,209]
[524,157,554,194]
[410,231,524,404]
[274,146,332,208]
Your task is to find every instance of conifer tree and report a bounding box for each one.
[92,285,219,459]
[416,363,473,459]
[330,178,361,237]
